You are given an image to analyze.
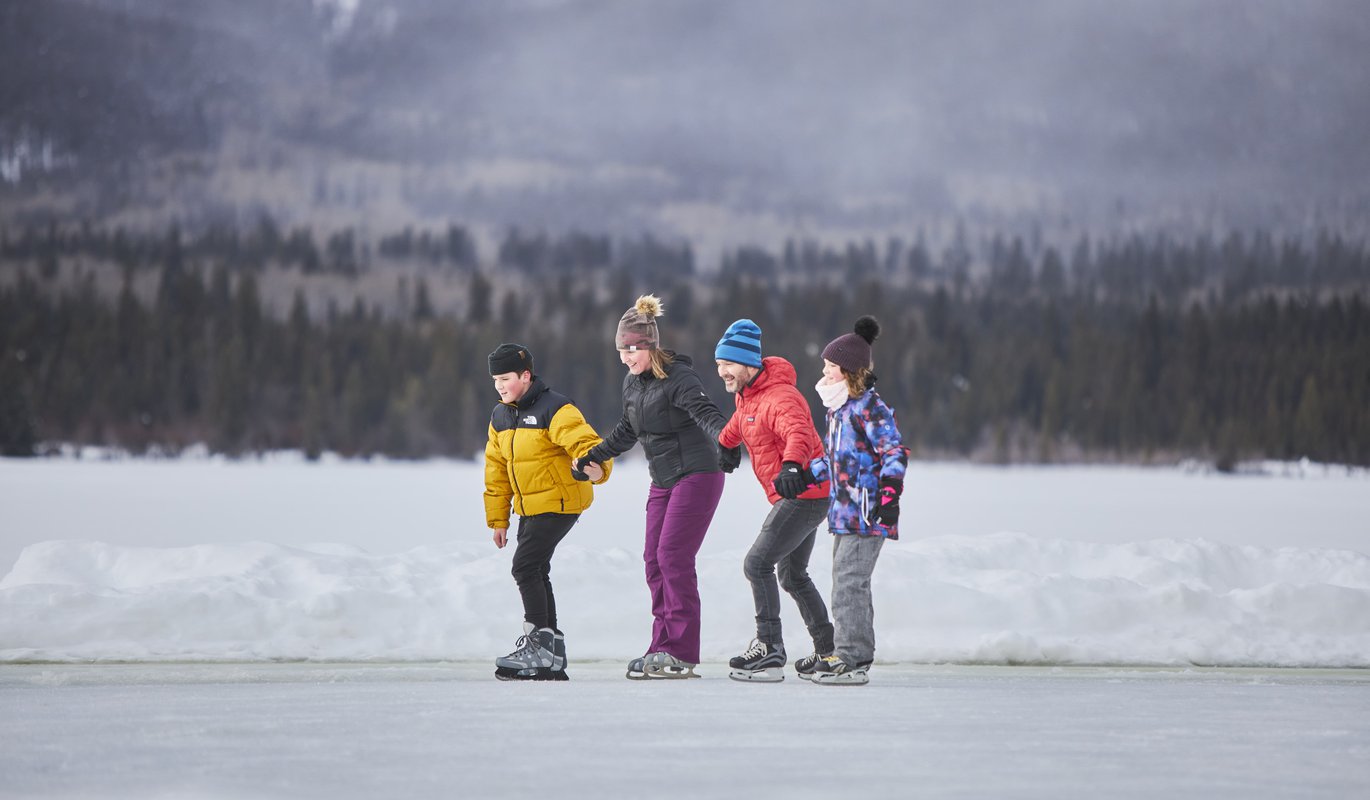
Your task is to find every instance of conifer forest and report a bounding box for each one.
[2,220,1366,467]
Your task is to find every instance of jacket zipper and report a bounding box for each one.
[508,406,524,516]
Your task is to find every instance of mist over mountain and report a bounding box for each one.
[3,0,1368,253]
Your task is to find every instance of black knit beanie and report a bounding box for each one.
[488,343,534,376]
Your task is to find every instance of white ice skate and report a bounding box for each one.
[643,652,700,679]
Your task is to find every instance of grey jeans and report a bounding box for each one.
[743,498,834,654]
[831,534,886,665]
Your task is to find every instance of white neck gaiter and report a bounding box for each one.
[815,377,849,411]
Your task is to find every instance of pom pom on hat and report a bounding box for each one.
[853,315,880,344]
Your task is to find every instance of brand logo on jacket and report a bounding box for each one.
[522,415,538,425]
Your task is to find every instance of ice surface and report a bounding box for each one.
[2,662,1368,800]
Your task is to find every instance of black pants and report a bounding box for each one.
[511,513,579,630]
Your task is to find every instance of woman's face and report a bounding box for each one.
[619,347,652,375]
[821,359,844,385]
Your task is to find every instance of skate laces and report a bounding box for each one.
[741,639,769,660]
[511,631,546,658]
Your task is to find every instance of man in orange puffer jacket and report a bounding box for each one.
[715,319,835,683]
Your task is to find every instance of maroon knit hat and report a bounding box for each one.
[822,316,880,373]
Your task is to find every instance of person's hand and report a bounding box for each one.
[772,461,813,499]
[874,480,901,526]
[571,456,594,481]
[719,445,742,474]
[492,528,508,549]
[583,461,604,482]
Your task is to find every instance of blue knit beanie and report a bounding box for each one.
[715,319,763,368]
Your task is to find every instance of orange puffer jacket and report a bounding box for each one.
[719,356,830,505]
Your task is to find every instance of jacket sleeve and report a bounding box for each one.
[864,395,908,488]
[719,407,742,448]
[483,422,513,529]
[593,408,638,461]
[549,404,614,485]
[670,369,729,442]
[771,385,822,466]
[808,452,831,482]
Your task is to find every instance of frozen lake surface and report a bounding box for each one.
[3,662,1368,799]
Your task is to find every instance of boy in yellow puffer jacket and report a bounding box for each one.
[483,343,612,680]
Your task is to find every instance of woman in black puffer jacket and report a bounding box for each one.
[577,295,739,679]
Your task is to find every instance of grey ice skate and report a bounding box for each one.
[643,652,700,679]
[494,623,565,681]
[728,639,786,683]
[625,656,649,680]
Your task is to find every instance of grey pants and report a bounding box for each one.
[831,534,886,665]
[743,498,834,653]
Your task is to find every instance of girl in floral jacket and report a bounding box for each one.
[805,316,908,685]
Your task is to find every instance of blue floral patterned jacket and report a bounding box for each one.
[808,389,908,539]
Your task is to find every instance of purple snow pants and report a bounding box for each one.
[642,470,726,664]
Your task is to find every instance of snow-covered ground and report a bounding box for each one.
[2,455,1369,666]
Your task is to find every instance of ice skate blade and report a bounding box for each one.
[644,666,700,679]
[811,670,869,686]
[495,666,566,681]
[729,667,784,683]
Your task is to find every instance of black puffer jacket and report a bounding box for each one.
[591,353,728,489]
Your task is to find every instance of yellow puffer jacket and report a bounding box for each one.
[484,378,612,529]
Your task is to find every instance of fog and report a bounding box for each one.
[5,0,1369,242]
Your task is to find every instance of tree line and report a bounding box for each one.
[1,221,1367,467]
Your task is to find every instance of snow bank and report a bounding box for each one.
[4,534,1368,667]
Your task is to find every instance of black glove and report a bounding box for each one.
[718,446,742,474]
[772,461,813,500]
[874,479,902,526]
[571,455,594,481]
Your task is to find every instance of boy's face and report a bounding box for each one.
[492,370,532,403]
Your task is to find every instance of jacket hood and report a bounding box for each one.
[745,356,799,395]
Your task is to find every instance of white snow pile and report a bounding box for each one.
[3,533,1368,667]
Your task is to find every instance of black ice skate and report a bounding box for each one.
[728,639,786,683]
[809,655,870,686]
[793,651,832,681]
